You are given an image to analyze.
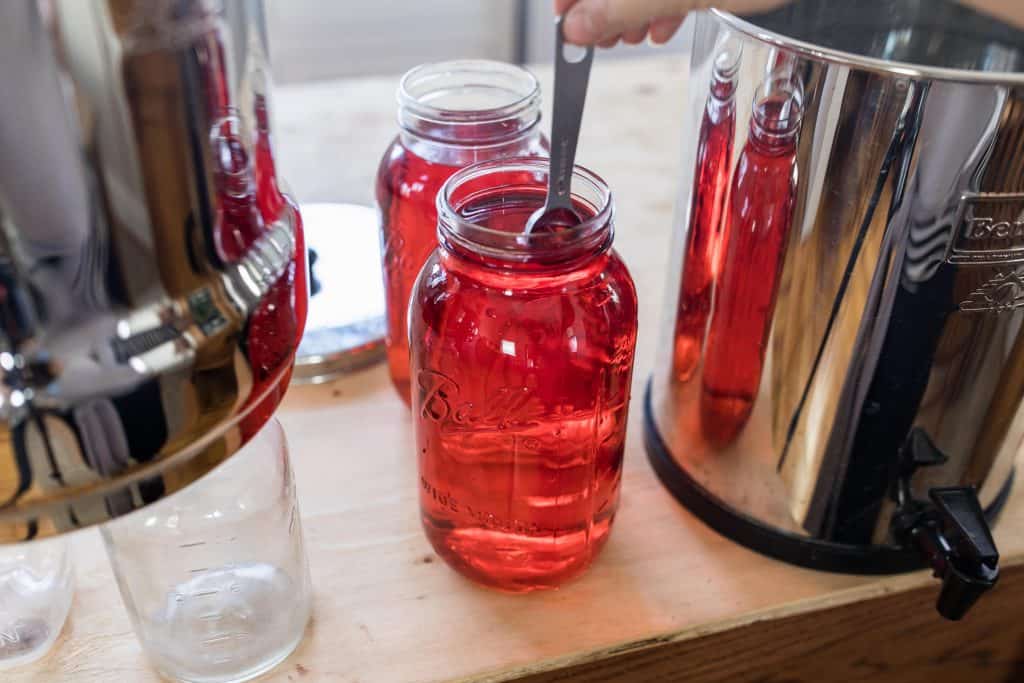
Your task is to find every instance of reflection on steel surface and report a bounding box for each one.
[653,2,1023,548]
[0,0,304,541]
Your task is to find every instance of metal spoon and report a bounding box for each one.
[524,15,595,234]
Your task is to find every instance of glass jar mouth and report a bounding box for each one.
[397,60,542,144]
[437,158,614,265]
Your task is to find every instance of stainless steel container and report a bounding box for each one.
[0,0,304,542]
[647,0,1023,619]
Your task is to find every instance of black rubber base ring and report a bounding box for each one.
[643,378,1016,575]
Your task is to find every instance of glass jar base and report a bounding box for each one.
[139,563,310,683]
[156,632,304,683]
[0,618,63,670]
[0,539,73,671]
[422,515,615,592]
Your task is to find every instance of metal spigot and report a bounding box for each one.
[891,430,1000,620]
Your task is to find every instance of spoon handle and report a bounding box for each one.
[546,16,595,211]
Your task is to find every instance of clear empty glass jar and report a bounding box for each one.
[410,158,639,591]
[376,60,546,404]
[101,418,311,683]
[0,537,72,669]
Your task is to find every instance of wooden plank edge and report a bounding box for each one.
[462,562,1024,683]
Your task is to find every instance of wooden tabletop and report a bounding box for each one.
[14,55,1024,683]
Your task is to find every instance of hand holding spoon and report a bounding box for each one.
[524,15,595,234]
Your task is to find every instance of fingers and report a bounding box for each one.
[553,0,579,16]
[558,0,779,48]
[563,0,694,45]
[562,0,609,46]
[621,22,651,45]
[649,15,685,45]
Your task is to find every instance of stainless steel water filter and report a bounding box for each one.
[648,0,1024,619]
[0,0,304,542]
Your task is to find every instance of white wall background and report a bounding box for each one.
[267,0,690,83]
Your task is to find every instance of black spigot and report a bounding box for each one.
[891,430,1000,621]
[928,487,999,620]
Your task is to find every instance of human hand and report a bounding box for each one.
[554,0,792,47]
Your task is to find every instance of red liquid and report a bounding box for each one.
[672,83,735,382]
[410,187,638,591]
[376,132,546,405]
[701,95,799,448]
[376,142,458,404]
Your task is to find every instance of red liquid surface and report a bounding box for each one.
[672,94,735,382]
[409,191,638,591]
[701,100,798,448]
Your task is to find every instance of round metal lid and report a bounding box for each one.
[294,203,386,384]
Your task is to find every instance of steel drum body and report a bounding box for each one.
[648,1,1024,579]
[0,0,305,541]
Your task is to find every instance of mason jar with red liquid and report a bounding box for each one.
[409,158,638,591]
[376,61,547,404]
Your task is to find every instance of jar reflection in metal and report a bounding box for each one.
[101,419,311,683]
[701,70,803,447]
[672,41,740,383]
[411,158,638,591]
[376,61,547,404]
[0,538,73,669]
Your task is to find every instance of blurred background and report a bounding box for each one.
[266,0,690,83]
[264,0,692,210]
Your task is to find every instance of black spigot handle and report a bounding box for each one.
[891,432,1000,621]
[929,487,999,620]
[896,486,999,620]
[934,557,998,620]
[930,488,999,567]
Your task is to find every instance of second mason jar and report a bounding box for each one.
[101,419,311,683]
[376,60,547,404]
[410,158,638,591]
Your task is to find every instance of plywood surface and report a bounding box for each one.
[12,56,1024,683]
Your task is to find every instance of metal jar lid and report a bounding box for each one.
[293,203,386,384]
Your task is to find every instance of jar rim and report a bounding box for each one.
[437,157,614,264]
[398,60,542,128]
